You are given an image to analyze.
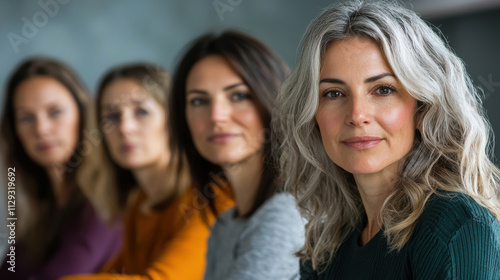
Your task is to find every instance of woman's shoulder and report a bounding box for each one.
[72,200,123,236]
[243,193,304,235]
[415,191,499,242]
[252,193,301,220]
[422,191,496,222]
[408,192,500,278]
[217,193,301,226]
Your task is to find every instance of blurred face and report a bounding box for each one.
[14,76,80,167]
[100,78,168,170]
[315,37,417,176]
[185,55,265,165]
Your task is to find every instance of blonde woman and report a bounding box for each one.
[274,1,500,279]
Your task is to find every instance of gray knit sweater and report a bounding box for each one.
[203,193,304,280]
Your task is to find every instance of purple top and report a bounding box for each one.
[0,202,123,280]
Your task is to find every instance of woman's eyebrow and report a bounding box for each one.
[224,82,245,91]
[364,73,395,83]
[187,82,246,95]
[101,104,117,112]
[186,89,207,95]
[319,73,395,85]
[319,78,344,85]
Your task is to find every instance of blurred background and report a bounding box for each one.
[1,0,500,253]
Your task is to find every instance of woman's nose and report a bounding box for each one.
[118,111,138,135]
[210,97,231,123]
[346,95,372,126]
[35,115,52,136]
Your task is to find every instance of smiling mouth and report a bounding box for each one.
[208,133,238,144]
[341,136,382,150]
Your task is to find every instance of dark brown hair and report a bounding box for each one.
[0,57,90,262]
[169,30,289,219]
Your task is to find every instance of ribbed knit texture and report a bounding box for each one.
[300,192,500,280]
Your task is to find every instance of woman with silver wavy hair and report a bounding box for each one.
[274,0,500,279]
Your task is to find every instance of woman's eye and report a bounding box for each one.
[104,113,120,122]
[323,90,344,99]
[232,92,251,101]
[375,86,396,96]
[50,108,63,117]
[189,98,208,106]
[18,114,34,123]
[136,108,149,116]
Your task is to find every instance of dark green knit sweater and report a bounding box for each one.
[300,192,500,279]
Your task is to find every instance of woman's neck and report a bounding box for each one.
[132,150,175,212]
[222,150,264,217]
[47,166,71,209]
[354,164,398,245]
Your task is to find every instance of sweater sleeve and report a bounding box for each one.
[412,218,500,280]
[449,219,500,279]
[222,195,304,280]
[60,208,210,280]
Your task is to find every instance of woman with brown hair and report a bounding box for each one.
[0,57,122,279]
[169,31,304,280]
[62,63,233,280]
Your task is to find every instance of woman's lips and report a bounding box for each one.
[36,142,55,152]
[208,133,238,144]
[341,136,382,150]
[120,143,136,153]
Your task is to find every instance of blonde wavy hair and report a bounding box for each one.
[273,0,500,271]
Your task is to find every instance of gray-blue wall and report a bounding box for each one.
[1,0,335,92]
[430,9,500,163]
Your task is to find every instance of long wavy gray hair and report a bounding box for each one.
[273,0,500,270]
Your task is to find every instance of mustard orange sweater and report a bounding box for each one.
[61,186,233,280]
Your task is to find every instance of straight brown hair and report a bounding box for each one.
[0,57,90,262]
[169,30,289,220]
